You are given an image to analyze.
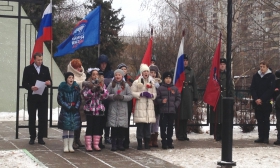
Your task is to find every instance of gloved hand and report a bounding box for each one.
[140,91,153,98]
[113,94,124,101]
[70,106,77,112]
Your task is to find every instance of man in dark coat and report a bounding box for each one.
[250,60,275,144]
[210,58,235,141]
[22,52,52,145]
[176,54,198,141]
[96,54,114,144]
[273,70,280,145]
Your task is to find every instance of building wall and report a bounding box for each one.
[0,1,64,112]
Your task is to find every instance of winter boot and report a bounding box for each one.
[152,132,159,147]
[254,138,264,143]
[149,134,154,147]
[63,138,69,153]
[117,138,125,151]
[111,138,117,151]
[85,136,93,152]
[93,135,101,151]
[73,128,84,149]
[137,138,143,150]
[68,137,75,152]
[167,139,174,149]
[105,137,112,144]
[72,141,79,149]
[161,140,168,150]
[274,140,280,145]
[99,137,105,149]
[144,138,150,149]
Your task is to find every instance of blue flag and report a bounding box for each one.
[54,6,101,57]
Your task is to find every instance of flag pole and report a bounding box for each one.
[51,40,53,79]
[217,0,236,166]
[98,44,100,57]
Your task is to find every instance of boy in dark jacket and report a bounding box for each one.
[274,70,280,145]
[250,60,275,144]
[156,72,181,149]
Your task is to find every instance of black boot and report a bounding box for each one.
[254,138,264,143]
[105,137,112,144]
[167,139,174,149]
[117,138,125,151]
[161,140,167,150]
[144,138,150,149]
[167,143,174,149]
[111,138,117,151]
[74,128,84,149]
[274,140,280,145]
[99,137,105,149]
[137,138,143,150]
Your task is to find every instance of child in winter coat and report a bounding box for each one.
[57,72,81,153]
[149,65,162,147]
[131,64,157,150]
[82,68,108,152]
[156,71,181,149]
[116,63,134,149]
[107,69,133,151]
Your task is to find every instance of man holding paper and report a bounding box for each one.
[22,52,52,145]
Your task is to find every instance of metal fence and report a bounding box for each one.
[17,87,277,138]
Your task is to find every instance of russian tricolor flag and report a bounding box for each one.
[173,37,186,93]
[30,1,52,64]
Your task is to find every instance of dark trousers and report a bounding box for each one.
[276,109,280,140]
[86,115,103,136]
[136,123,151,139]
[255,109,270,140]
[160,113,176,144]
[100,116,110,137]
[111,127,126,139]
[124,111,132,145]
[177,119,187,139]
[102,102,110,138]
[28,99,48,140]
[210,123,222,140]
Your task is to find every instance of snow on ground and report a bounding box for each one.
[1,111,280,168]
[144,147,280,168]
[0,150,45,168]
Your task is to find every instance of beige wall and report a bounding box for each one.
[0,1,64,112]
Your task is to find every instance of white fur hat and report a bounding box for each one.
[140,64,150,74]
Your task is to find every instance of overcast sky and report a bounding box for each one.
[111,0,151,35]
[77,0,151,35]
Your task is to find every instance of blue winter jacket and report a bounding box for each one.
[57,81,81,131]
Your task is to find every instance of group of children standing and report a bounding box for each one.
[57,60,181,152]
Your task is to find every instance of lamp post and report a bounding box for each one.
[217,0,236,167]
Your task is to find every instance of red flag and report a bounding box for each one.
[141,37,153,65]
[141,28,153,66]
[203,35,221,111]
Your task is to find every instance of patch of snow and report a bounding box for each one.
[0,150,45,168]
[144,147,280,168]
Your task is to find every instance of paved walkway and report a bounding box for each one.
[0,121,277,168]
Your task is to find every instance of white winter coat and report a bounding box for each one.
[131,76,157,123]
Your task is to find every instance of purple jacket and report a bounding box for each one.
[156,83,181,114]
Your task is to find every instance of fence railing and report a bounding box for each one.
[17,87,276,138]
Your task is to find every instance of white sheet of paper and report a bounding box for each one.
[32,80,46,95]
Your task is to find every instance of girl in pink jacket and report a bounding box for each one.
[82,68,108,152]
